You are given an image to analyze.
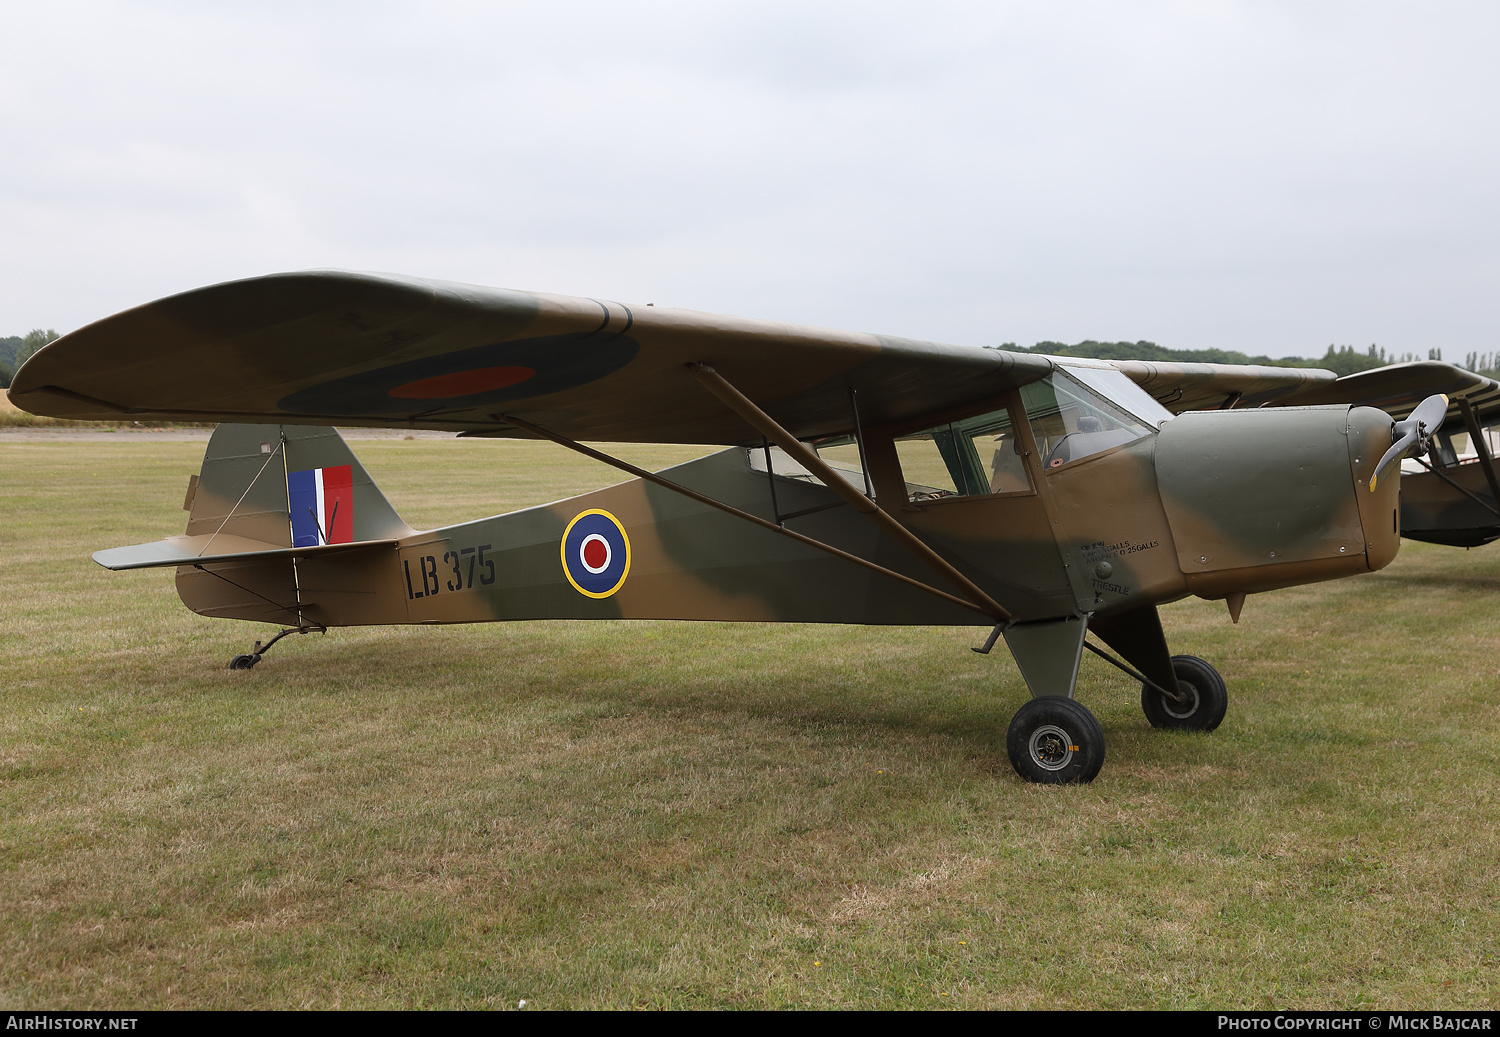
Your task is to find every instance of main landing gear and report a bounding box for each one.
[994,607,1231,784]
[1140,655,1228,731]
[1003,653,1228,784]
[228,623,326,670]
[1006,696,1106,784]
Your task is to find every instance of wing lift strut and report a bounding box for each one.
[1413,457,1500,518]
[1458,399,1500,509]
[497,365,1013,626]
[1416,399,1500,519]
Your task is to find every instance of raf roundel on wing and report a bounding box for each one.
[561,510,631,598]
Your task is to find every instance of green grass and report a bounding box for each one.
[2,437,1499,1009]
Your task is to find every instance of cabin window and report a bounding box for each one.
[746,438,869,493]
[1022,370,1155,471]
[1431,416,1500,467]
[1479,416,1500,459]
[896,405,1032,501]
[811,436,867,482]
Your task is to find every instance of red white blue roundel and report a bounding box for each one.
[561,509,631,598]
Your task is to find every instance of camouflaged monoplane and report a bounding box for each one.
[1113,359,1500,549]
[7,272,1448,783]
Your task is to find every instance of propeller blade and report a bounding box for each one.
[1406,392,1451,440]
[1371,433,1417,490]
[1370,393,1448,491]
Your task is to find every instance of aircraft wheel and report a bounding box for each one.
[1141,655,1227,731]
[1006,697,1106,784]
[228,654,259,670]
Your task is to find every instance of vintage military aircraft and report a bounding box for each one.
[1113,359,1500,548]
[7,271,1445,784]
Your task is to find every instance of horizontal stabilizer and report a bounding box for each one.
[94,533,396,571]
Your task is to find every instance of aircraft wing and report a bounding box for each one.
[7,271,1053,444]
[1108,359,1338,412]
[1265,361,1500,423]
[1114,356,1500,425]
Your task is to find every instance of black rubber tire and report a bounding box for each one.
[1141,654,1227,731]
[1006,696,1106,784]
[228,654,259,670]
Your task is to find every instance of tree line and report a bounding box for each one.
[1009,341,1499,380]
[0,330,60,389]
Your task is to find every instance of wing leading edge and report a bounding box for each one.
[1111,356,1500,425]
[1107,359,1339,412]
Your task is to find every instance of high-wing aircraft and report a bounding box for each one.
[7,271,1442,784]
[1114,359,1500,548]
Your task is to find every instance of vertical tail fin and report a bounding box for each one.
[185,423,412,546]
[169,424,413,626]
[93,424,413,626]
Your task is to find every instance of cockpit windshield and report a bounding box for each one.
[1055,365,1175,428]
[894,366,1168,502]
[1022,368,1165,471]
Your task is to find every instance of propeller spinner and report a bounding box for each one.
[1370,393,1449,491]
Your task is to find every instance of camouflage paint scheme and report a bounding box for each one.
[7,271,1422,779]
[1115,358,1500,549]
[138,401,1397,700]
[6,270,1053,443]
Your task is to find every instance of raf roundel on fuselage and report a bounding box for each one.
[561,509,632,599]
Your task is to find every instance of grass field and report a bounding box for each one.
[0,392,211,428]
[2,436,1498,1010]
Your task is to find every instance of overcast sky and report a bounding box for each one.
[2,1,1497,357]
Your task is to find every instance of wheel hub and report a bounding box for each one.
[1161,680,1201,720]
[1028,724,1076,771]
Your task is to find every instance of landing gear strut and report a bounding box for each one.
[994,608,1233,783]
[228,623,326,670]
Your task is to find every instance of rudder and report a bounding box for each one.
[174,424,413,626]
[184,423,410,545]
